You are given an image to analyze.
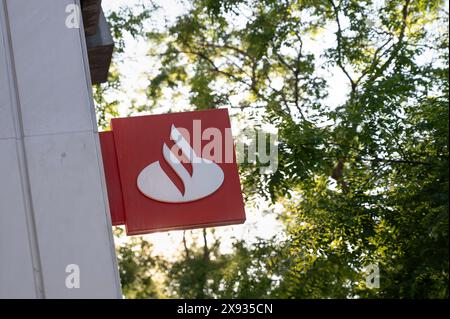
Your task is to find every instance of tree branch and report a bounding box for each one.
[329,0,356,92]
[183,231,190,259]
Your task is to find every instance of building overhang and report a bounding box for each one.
[81,0,114,84]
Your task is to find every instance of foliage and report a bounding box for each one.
[161,231,286,298]
[114,228,164,299]
[99,0,449,299]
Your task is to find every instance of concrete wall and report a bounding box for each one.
[0,0,121,298]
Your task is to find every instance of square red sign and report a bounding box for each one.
[109,109,245,235]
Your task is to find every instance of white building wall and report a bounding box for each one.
[0,0,121,298]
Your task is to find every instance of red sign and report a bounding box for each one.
[99,109,246,235]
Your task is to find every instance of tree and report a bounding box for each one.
[97,0,449,298]
[161,230,288,298]
[114,227,164,299]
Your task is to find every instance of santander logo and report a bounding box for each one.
[137,125,225,203]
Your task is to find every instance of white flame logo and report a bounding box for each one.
[137,125,224,203]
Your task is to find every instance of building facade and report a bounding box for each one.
[0,0,121,298]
